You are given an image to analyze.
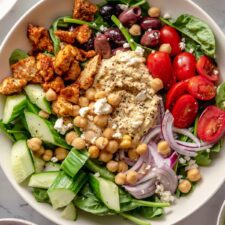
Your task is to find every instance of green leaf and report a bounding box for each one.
[32,188,51,204]
[216,83,225,109]
[0,119,15,142]
[184,36,204,59]
[195,151,212,167]
[210,141,222,153]
[9,49,29,65]
[135,207,164,219]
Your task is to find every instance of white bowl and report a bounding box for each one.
[0,0,225,225]
[217,201,225,225]
[0,0,17,20]
[0,218,37,225]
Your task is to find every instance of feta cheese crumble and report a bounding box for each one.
[163,13,171,19]
[155,184,175,203]
[54,118,73,135]
[51,157,58,163]
[135,46,145,56]
[118,4,129,11]
[123,42,130,48]
[185,159,198,171]
[99,25,108,32]
[179,38,186,50]
[94,98,113,115]
[113,132,122,139]
[79,107,90,117]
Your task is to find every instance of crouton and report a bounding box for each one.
[54,30,76,44]
[42,76,65,93]
[77,54,101,89]
[74,25,92,44]
[31,74,44,84]
[64,60,81,81]
[60,84,80,104]
[79,49,96,59]
[27,24,53,52]
[11,56,37,82]
[0,77,27,95]
[73,0,98,22]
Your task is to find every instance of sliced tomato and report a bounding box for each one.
[147,52,174,89]
[187,76,216,101]
[197,106,225,143]
[173,52,196,81]
[196,55,219,82]
[172,94,199,128]
[165,81,188,110]
[160,25,181,56]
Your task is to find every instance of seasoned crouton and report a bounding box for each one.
[36,53,54,82]
[77,54,101,89]
[64,60,81,81]
[0,77,27,95]
[60,84,80,104]
[79,49,96,59]
[73,0,98,22]
[42,76,65,93]
[74,25,92,44]
[54,30,76,44]
[52,96,80,117]
[27,24,53,52]
[11,56,37,82]
[31,74,44,84]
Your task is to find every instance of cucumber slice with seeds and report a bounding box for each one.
[61,203,77,221]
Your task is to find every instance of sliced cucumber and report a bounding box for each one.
[89,175,120,212]
[61,149,88,178]
[11,140,35,183]
[61,203,77,221]
[29,171,59,189]
[24,84,51,113]
[33,155,45,173]
[3,94,27,124]
[45,162,61,172]
[27,98,39,114]
[24,111,70,149]
[48,171,87,209]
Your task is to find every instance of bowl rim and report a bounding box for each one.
[217,200,225,225]
[1,0,225,225]
[0,218,37,225]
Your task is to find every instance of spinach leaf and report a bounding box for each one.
[32,188,51,204]
[184,36,204,59]
[0,119,15,142]
[195,151,212,166]
[9,49,29,65]
[134,206,164,219]
[216,83,225,110]
[11,122,30,141]
[210,140,222,153]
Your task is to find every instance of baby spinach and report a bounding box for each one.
[216,83,225,110]
[9,49,29,65]
[134,206,164,219]
[184,36,204,59]
[0,119,15,142]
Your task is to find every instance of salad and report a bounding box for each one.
[0,0,225,224]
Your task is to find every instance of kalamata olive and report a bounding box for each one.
[119,7,142,27]
[112,47,130,55]
[83,36,95,50]
[100,4,122,23]
[141,30,160,47]
[141,17,161,30]
[94,34,112,59]
[104,28,126,46]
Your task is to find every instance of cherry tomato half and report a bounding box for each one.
[165,81,188,110]
[196,55,219,82]
[187,76,216,101]
[173,52,196,81]
[197,106,225,143]
[147,51,174,89]
[172,94,199,128]
[160,25,181,56]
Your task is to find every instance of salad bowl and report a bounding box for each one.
[0,0,225,225]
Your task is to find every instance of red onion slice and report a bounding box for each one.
[176,140,213,151]
[142,126,161,144]
[164,152,179,168]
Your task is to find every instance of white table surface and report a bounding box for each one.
[0,0,225,224]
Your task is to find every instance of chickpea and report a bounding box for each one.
[107,93,121,107]
[118,161,128,173]
[129,24,141,36]
[115,173,126,185]
[128,149,139,161]
[99,151,113,163]
[42,150,53,162]
[96,137,109,150]
[45,88,57,101]
[88,102,95,115]
[159,43,172,54]
[27,138,42,152]
[178,180,192,194]
[55,148,69,161]
[126,170,138,185]
[35,146,45,157]
[94,115,108,128]
[95,91,106,100]
[157,141,171,157]
[148,6,161,18]
[71,137,86,150]
[38,110,50,119]
[151,78,164,92]
[120,139,132,149]
[103,128,114,139]
[106,160,119,173]
[123,135,132,141]
[136,143,148,155]
[73,105,81,117]
[106,140,119,154]
[88,146,100,158]
[78,97,89,107]
[65,131,79,145]
[73,116,88,129]
[85,88,96,101]
[187,168,201,182]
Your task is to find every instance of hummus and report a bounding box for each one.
[94,50,160,138]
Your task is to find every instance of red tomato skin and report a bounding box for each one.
[147,52,174,89]
[173,52,196,81]
[160,25,182,56]
[172,94,199,128]
[197,106,225,143]
[196,55,219,82]
[165,81,188,110]
[187,76,216,101]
